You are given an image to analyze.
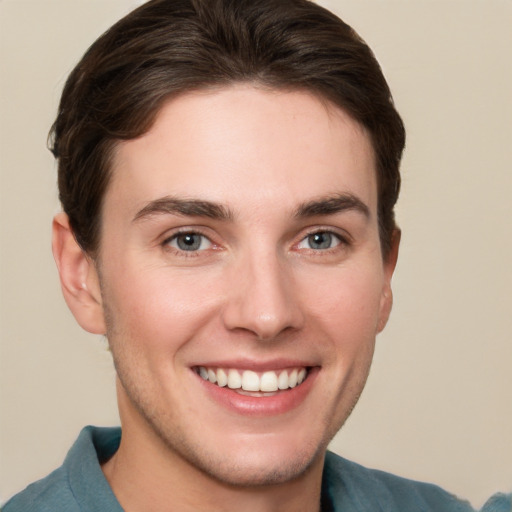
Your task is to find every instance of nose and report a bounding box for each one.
[221,249,304,341]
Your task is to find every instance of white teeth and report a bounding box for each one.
[207,369,217,383]
[278,370,289,390]
[242,370,260,391]
[227,369,242,389]
[197,366,308,392]
[288,368,298,388]
[217,368,228,387]
[260,371,278,392]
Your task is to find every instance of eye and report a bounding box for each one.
[297,231,342,250]
[166,232,212,252]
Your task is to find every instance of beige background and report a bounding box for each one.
[1,0,511,508]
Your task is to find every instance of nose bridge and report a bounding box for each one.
[222,243,303,340]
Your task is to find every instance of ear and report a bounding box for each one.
[377,229,401,333]
[52,212,106,334]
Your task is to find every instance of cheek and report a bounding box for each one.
[104,265,223,354]
[300,264,385,344]
[303,268,382,324]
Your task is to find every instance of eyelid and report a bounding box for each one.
[161,226,218,253]
[296,232,340,250]
[290,227,354,259]
[167,233,212,251]
[161,225,213,241]
[296,226,351,245]
[158,225,351,255]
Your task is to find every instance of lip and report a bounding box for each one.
[190,358,317,372]
[192,362,320,417]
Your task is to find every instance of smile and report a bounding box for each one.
[195,367,309,394]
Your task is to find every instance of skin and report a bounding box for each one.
[53,85,399,512]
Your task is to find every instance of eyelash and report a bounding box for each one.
[295,229,350,253]
[161,227,350,257]
[162,229,215,257]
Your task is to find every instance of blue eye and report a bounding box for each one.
[297,231,341,250]
[167,233,212,252]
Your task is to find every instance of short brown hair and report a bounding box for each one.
[50,0,405,258]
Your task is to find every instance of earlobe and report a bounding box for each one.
[52,213,106,335]
[377,229,401,333]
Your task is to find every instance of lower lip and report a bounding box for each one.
[194,368,319,417]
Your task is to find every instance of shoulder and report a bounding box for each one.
[323,451,475,512]
[480,493,512,512]
[2,426,122,512]
[2,466,79,512]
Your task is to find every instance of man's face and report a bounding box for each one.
[96,85,396,486]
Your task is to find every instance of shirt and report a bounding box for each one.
[3,426,511,511]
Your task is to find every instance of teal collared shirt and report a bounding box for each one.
[3,426,511,512]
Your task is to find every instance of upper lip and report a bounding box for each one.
[190,358,317,372]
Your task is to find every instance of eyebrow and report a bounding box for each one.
[133,192,369,223]
[294,193,370,219]
[133,197,233,222]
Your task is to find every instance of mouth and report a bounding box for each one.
[193,366,310,397]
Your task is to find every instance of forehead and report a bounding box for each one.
[107,85,377,218]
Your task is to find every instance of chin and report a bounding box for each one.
[175,438,326,488]
[136,400,327,488]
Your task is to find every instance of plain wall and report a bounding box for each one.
[1,0,511,507]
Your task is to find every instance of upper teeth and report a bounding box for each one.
[197,367,308,392]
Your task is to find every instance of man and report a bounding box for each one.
[3,0,510,511]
